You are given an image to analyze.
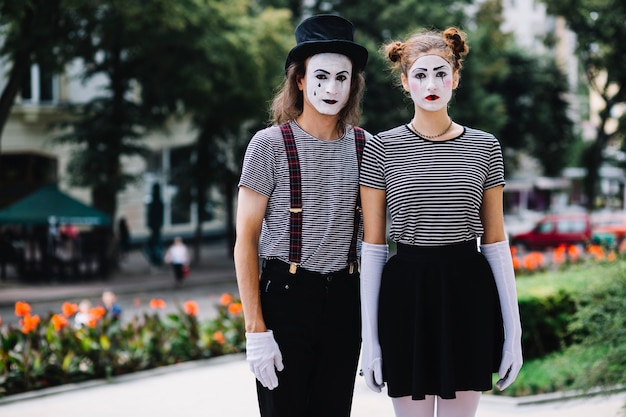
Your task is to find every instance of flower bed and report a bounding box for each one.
[0,294,244,397]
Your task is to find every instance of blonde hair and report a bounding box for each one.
[382,27,469,87]
[270,58,366,129]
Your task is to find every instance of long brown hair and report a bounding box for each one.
[270,57,366,129]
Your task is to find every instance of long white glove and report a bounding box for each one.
[245,330,284,390]
[480,240,523,391]
[360,242,388,393]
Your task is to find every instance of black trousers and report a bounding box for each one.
[257,260,361,417]
[171,263,184,281]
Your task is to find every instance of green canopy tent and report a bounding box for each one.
[0,186,110,226]
[0,186,111,280]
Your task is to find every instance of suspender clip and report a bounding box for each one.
[289,208,303,213]
[348,262,355,274]
[289,262,298,274]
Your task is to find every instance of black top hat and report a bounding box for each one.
[285,14,368,72]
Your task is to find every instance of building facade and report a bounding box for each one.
[1,59,225,244]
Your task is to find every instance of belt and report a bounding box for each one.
[262,259,357,279]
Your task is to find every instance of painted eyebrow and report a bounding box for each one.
[411,65,448,73]
[313,69,350,75]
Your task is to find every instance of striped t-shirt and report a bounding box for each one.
[360,124,505,246]
[238,120,370,273]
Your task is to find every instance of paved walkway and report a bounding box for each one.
[1,353,625,417]
[1,242,625,416]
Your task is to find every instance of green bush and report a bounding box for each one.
[518,290,576,359]
[516,260,616,360]
[496,259,626,397]
[566,261,626,391]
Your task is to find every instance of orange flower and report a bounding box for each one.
[220,293,234,306]
[213,330,226,345]
[552,245,567,265]
[15,301,32,317]
[228,302,243,315]
[20,314,40,334]
[61,302,79,317]
[512,256,522,271]
[587,244,605,261]
[51,314,68,331]
[567,245,581,261]
[183,300,199,316]
[523,252,544,270]
[608,251,617,262]
[90,306,107,321]
[149,298,167,309]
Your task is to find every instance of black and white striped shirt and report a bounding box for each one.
[239,120,370,273]
[360,125,505,246]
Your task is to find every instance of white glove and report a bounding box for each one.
[481,240,523,391]
[245,330,284,390]
[360,242,388,393]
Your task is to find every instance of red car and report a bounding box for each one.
[510,213,592,251]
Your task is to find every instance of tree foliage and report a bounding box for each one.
[541,0,626,207]
[304,0,575,177]
[54,0,201,219]
[455,0,576,175]
[133,0,293,253]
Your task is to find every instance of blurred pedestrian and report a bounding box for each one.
[74,299,92,329]
[358,27,523,417]
[118,217,131,259]
[164,237,189,284]
[101,289,122,320]
[146,184,164,266]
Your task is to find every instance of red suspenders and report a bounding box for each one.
[279,123,366,274]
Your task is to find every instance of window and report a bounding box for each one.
[20,63,57,103]
[537,221,555,234]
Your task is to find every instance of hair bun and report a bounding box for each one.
[386,41,405,63]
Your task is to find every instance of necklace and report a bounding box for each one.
[410,118,453,139]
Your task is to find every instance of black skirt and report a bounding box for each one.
[378,240,503,400]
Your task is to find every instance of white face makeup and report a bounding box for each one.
[303,53,352,116]
[405,54,455,112]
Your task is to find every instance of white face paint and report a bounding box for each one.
[304,53,352,116]
[405,54,454,112]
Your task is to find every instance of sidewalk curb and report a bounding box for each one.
[482,385,626,407]
[0,269,237,308]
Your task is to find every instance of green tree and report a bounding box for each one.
[54,0,205,266]
[59,0,205,213]
[193,5,293,254]
[541,0,626,208]
[145,0,293,257]
[454,0,576,175]
[308,0,575,177]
